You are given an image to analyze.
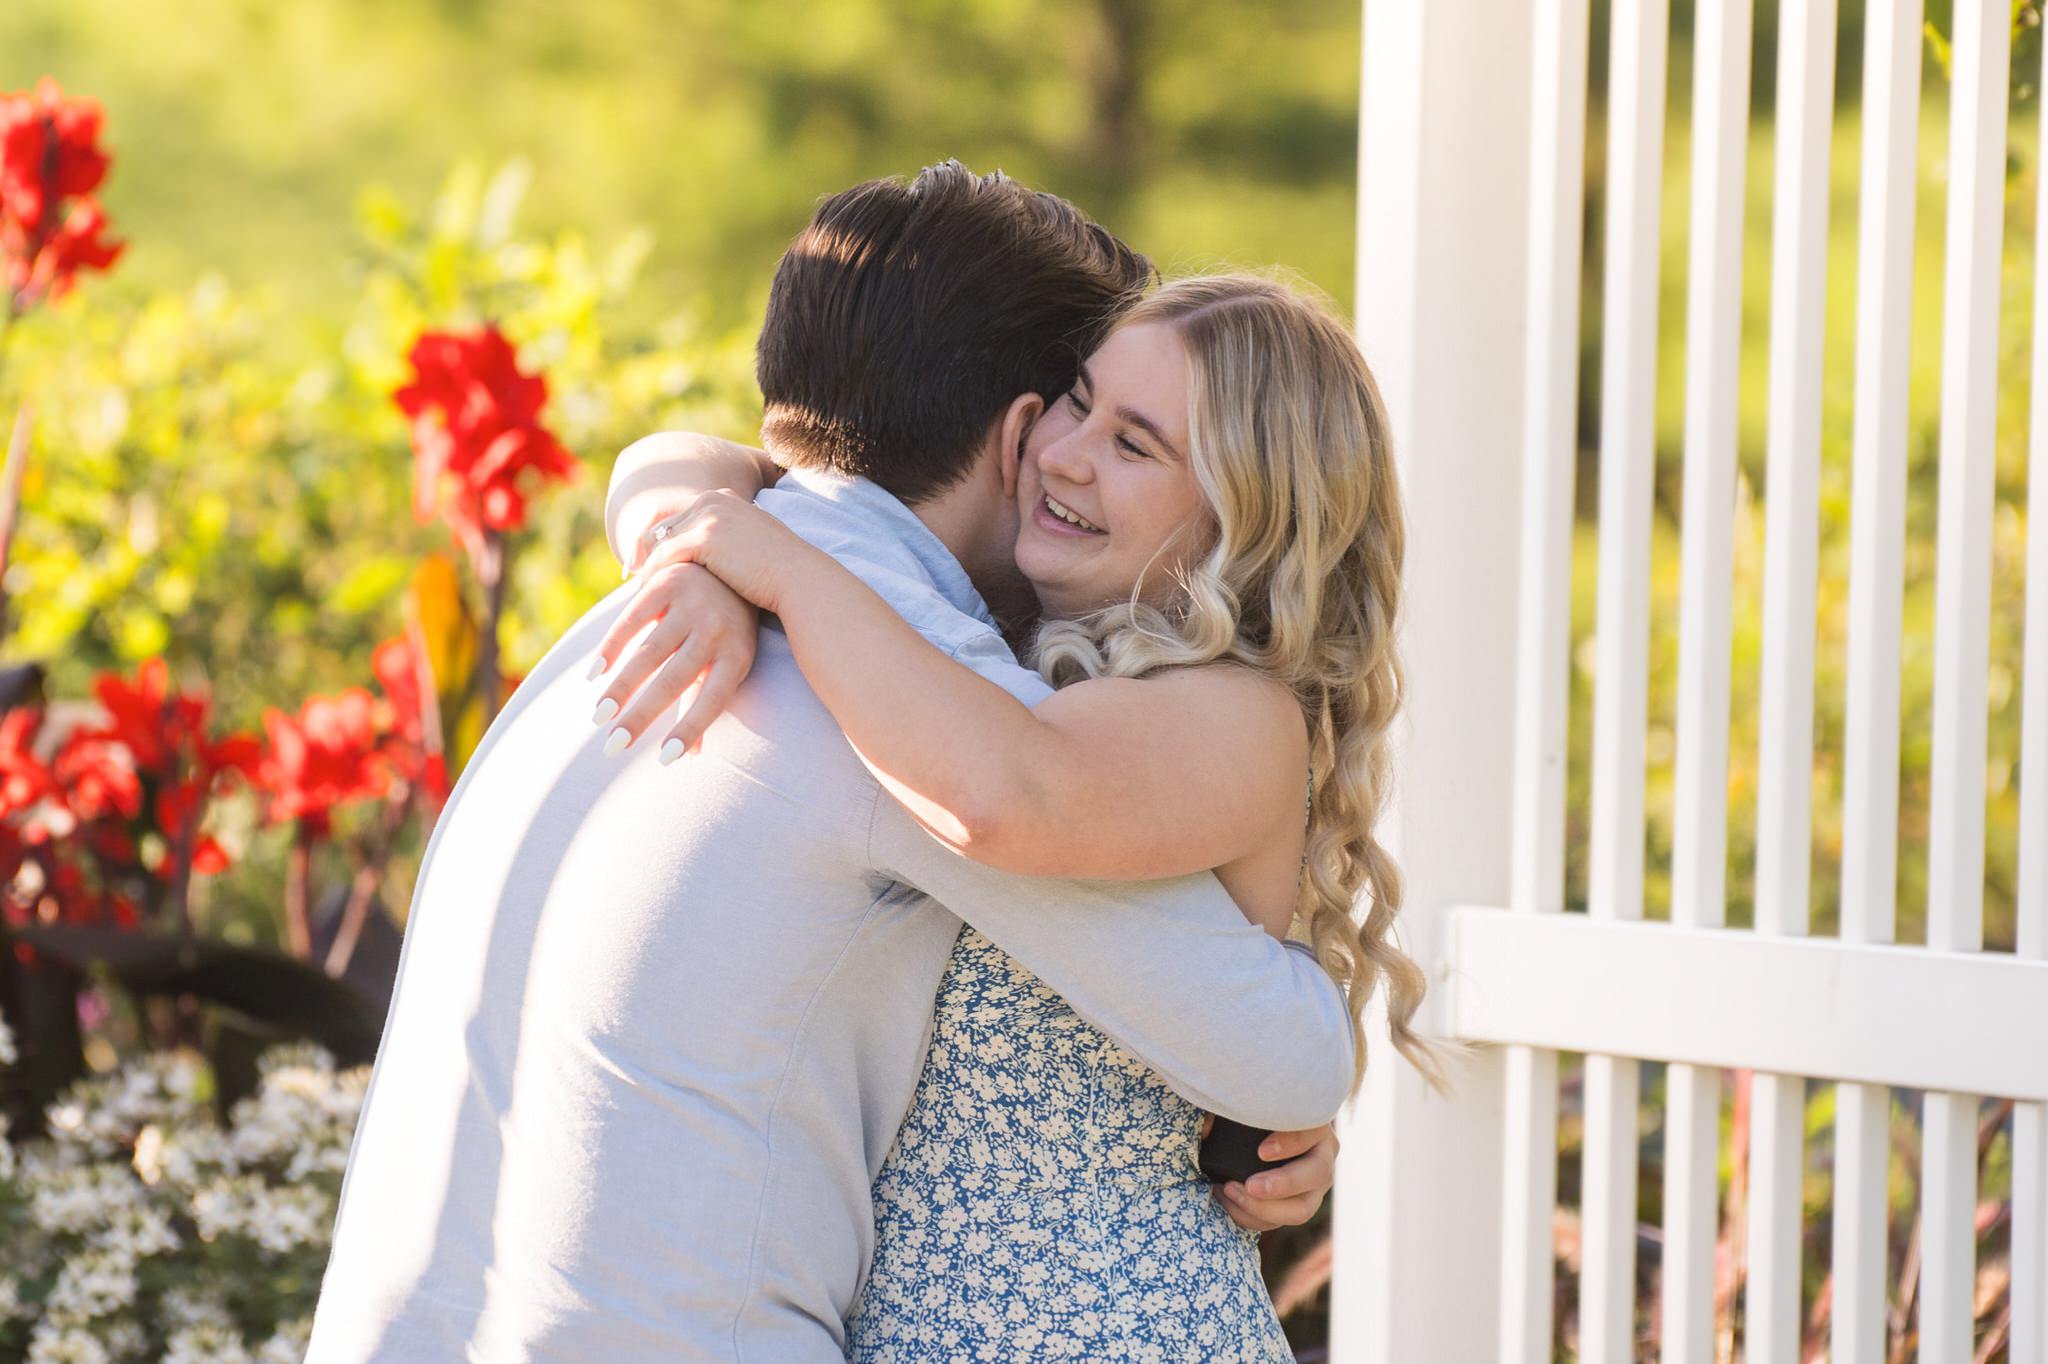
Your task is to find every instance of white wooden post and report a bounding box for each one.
[1665,1,1751,1356]
[1333,3,1530,1361]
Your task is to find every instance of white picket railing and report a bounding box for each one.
[1339,2,2048,1360]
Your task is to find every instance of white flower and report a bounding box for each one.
[45,1247,139,1319]
[88,1201,180,1260]
[256,1317,313,1363]
[156,1121,237,1191]
[164,1322,253,1364]
[45,1054,207,1158]
[28,1165,143,1236]
[249,1182,333,1255]
[228,1048,361,1172]
[257,1043,335,1078]
[25,1320,112,1364]
[159,1285,236,1330]
[0,1005,17,1065]
[191,1172,266,1242]
[99,1319,146,1359]
[0,1275,24,1323]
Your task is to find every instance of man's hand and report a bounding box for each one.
[1213,1122,1338,1233]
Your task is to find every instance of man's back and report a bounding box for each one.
[310,574,952,1361]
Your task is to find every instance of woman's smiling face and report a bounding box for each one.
[1014,321,1212,619]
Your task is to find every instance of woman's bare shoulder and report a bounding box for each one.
[1051,662,1307,781]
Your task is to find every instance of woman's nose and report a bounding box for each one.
[1036,430,1094,486]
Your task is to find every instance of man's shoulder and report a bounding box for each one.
[755,482,1030,675]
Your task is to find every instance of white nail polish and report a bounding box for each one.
[659,738,685,765]
[603,727,630,758]
[586,656,607,681]
[592,697,619,726]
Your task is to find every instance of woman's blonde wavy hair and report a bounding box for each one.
[1029,273,1445,1094]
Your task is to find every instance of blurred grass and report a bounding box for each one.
[0,0,1363,343]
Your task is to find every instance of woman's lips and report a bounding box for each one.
[1033,493,1106,537]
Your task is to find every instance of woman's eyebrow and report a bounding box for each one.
[1116,405,1183,461]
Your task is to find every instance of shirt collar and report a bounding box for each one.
[775,466,999,629]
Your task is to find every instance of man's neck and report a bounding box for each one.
[908,485,1039,643]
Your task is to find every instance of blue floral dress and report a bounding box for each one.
[846,927,1294,1363]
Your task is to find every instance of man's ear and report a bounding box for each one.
[995,392,1044,499]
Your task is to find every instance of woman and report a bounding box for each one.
[596,275,1442,1360]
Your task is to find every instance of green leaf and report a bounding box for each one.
[331,554,411,614]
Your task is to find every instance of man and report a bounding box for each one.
[310,163,1352,1363]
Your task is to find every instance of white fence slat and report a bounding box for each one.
[1838,0,1920,958]
[1919,2,2009,1357]
[1497,1046,1558,1364]
[1747,1075,1807,1362]
[1499,1,1589,1358]
[2014,10,2048,1361]
[1662,0,1751,1354]
[1926,0,2005,970]
[1921,1092,1981,1364]
[1832,1083,1894,1362]
[1833,1,1922,1357]
[2017,1104,2046,1364]
[1745,5,1837,1357]
[1445,911,2048,1101]
[1510,1,1588,927]
[1583,1,1670,1355]
[1580,1055,1642,1363]
[1751,0,1833,947]
[1661,1065,1721,1360]
[1669,0,1748,941]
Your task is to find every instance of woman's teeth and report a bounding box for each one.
[1044,495,1104,533]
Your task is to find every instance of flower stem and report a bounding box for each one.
[284,826,314,959]
[0,401,30,647]
[475,529,509,725]
[323,785,411,978]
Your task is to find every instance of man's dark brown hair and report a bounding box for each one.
[756,161,1153,504]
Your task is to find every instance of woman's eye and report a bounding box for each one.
[1116,436,1148,459]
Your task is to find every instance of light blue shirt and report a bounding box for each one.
[308,467,1354,1363]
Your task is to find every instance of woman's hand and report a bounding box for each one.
[589,492,819,759]
[606,431,782,568]
[629,490,814,614]
[1212,1121,1339,1233]
[620,489,705,576]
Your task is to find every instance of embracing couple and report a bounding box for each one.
[306,162,1440,1363]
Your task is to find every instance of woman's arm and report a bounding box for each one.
[608,493,1308,886]
[590,434,778,754]
[604,432,782,568]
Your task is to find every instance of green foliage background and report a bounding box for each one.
[0,0,1362,333]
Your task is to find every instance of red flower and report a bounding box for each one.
[0,707,58,819]
[370,634,451,808]
[371,636,429,746]
[258,689,391,835]
[50,659,259,884]
[0,78,122,309]
[50,729,142,823]
[394,326,579,554]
